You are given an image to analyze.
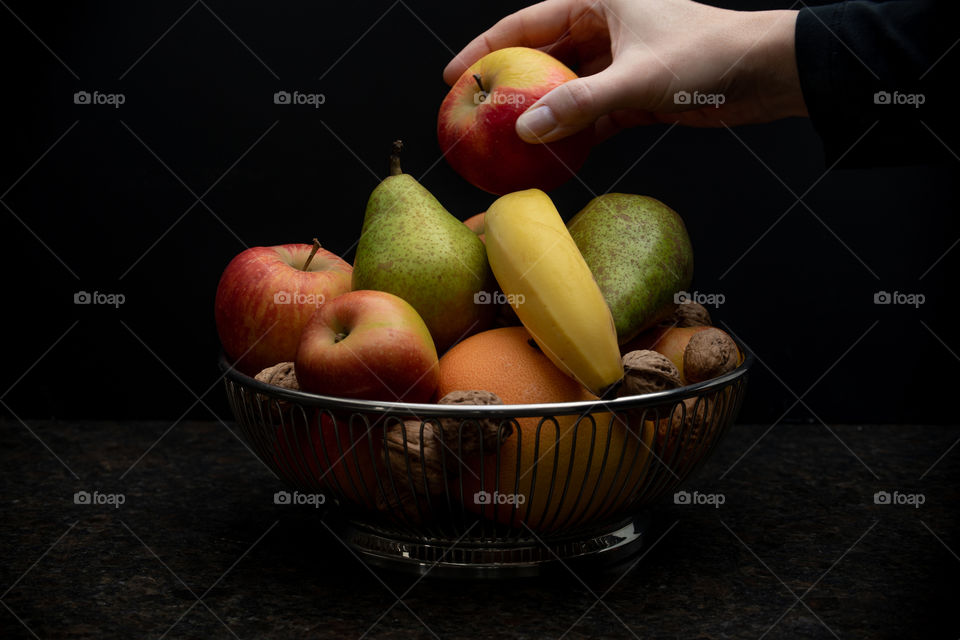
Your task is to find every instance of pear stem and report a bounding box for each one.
[389,140,403,176]
[301,238,321,271]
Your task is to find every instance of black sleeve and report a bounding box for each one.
[795,0,959,167]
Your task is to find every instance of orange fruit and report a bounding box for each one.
[437,326,653,532]
[437,326,593,404]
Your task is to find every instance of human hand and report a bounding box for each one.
[443,0,807,143]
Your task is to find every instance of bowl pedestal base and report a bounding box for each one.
[333,512,652,578]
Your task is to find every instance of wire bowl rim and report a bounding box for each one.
[218,339,753,417]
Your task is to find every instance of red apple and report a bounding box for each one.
[438,47,592,195]
[274,411,384,509]
[295,290,439,402]
[463,211,485,243]
[215,242,352,374]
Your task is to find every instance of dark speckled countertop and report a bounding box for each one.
[1,420,957,639]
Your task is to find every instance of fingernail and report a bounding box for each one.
[516,105,557,142]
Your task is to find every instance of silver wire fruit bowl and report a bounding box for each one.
[220,346,752,577]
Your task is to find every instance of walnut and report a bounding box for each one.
[254,362,299,390]
[384,420,447,491]
[254,362,299,418]
[683,328,739,383]
[620,350,683,397]
[375,484,430,521]
[654,395,719,470]
[379,390,511,520]
[379,420,447,521]
[375,453,436,522]
[663,301,712,328]
[436,390,511,453]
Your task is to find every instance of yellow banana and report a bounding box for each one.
[485,189,623,396]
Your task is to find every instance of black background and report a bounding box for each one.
[2,0,957,424]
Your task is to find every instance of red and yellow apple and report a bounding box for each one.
[295,290,440,402]
[215,242,352,374]
[438,47,592,195]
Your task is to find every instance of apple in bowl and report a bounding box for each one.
[215,241,352,375]
[273,411,385,511]
[295,290,440,403]
[438,47,592,195]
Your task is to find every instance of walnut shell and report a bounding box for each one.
[683,328,739,383]
[384,420,447,492]
[254,362,299,418]
[380,390,510,519]
[255,361,299,389]
[654,395,720,470]
[378,420,449,522]
[620,350,683,396]
[437,390,512,454]
[663,301,712,328]
[375,473,433,522]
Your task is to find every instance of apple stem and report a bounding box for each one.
[301,238,321,271]
[389,140,403,176]
[473,73,485,94]
[334,332,347,343]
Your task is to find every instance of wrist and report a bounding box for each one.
[743,9,808,120]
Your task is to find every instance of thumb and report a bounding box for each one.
[516,63,635,143]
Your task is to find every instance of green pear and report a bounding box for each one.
[352,142,493,352]
[567,194,693,344]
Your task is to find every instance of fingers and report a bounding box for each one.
[516,62,637,143]
[443,0,579,85]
